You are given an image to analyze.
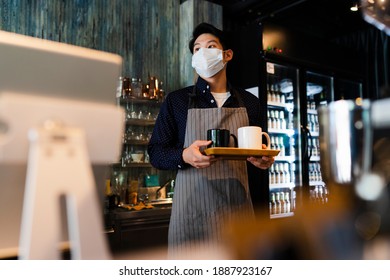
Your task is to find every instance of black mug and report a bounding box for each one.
[207,128,238,148]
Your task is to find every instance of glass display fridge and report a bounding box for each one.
[262,60,363,219]
[303,71,334,206]
[264,61,302,219]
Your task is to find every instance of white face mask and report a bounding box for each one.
[191,48,225,78]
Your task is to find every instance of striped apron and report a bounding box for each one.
[168,90,255,259]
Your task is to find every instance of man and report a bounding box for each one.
[148,22,274,259]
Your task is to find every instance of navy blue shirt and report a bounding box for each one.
[148,77,268,209]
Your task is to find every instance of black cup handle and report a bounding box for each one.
[230,134,238,148]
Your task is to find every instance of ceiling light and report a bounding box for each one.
[350,3,359,11]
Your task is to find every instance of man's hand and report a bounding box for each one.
[182,140,216,168]
[247,144,275,169]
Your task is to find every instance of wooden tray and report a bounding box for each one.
[204,147,280,160]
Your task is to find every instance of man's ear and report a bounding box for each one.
[224,49,233,62]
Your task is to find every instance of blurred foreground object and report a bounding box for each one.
[223,187,363,259]
[361,0,390,35]
[223,97,390,260]
[0,30,124,259]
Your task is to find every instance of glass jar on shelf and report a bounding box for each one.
[131,77,143,98]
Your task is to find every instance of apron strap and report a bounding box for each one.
[188,86,198,109]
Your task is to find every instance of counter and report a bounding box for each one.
[105,206,171,254]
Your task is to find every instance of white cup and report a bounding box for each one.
[237,126,271,149]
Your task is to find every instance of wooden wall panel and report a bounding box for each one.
[0,0,181,92]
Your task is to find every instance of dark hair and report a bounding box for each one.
[188,22,228,54]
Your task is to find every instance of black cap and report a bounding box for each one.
[188,22,228,54]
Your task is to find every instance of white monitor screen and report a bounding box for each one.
[0,30,124,258]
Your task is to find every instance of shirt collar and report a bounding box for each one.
[194,77,235,97]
